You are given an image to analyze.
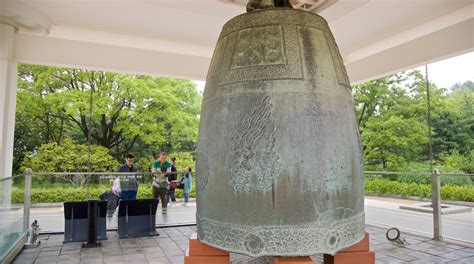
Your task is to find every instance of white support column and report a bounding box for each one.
[0,22,18,208]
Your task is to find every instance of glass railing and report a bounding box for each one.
[1,168,472,261]
[13,171,196,233]
[0,174,26,262]
[364,170,474,243]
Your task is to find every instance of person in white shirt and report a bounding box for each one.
[112,177,121,196]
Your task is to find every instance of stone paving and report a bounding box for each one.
[12,225,474,264]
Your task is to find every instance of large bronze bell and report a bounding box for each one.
[195,0,365,257]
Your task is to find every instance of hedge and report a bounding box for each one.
[11,186,196,204]
[365,178,474,202]
[11,179,473,203]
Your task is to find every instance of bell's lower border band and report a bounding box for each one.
[197,213,365,257]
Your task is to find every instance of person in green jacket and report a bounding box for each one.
[151,152,171,214]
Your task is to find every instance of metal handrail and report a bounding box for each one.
[365,171,473,177]
[0,173,27,182]
[0,176,13,182]
[2,169,471,182]
[24,171,191,176]
[5,170,473,177]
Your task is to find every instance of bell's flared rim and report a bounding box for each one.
[196,213,366,257]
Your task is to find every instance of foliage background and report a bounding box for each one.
[12,64,473,202]
[15,64,201,175]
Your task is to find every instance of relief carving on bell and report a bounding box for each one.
[196,0,365,257]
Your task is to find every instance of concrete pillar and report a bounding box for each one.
[0,22,18,208]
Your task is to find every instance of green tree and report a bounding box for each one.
[353,71,432,170]
[23,139,118,173]
[15,64,202,168]
[21,139,119,184]
[362,116,428,169]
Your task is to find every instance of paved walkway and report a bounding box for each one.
[365,197,474,243]
[13,225,474,264]
[28,197,474,244]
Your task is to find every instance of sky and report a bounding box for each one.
[416,52,474,89]
[194,52,473,93]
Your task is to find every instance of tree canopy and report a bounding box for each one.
[353,74,473,172]
[15,64,201,172]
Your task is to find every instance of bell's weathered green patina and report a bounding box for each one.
[196,1,365,257]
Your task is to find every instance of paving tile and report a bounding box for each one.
[58,253,80,260]
[448,256,474,264]
[404,242,439,251]
[374,252,389,260]
[156,238,173,244]
[425,240,448,246]
[388,253,418,262]
[444,243,466,250]
[167,256,184,264]
[80,252,102,259]
[57,260,80,264]
[61,244,82,251]
[123,253,147,261]
[456,247,474,257]
[21,247,42,254]
[43,242,63,248]
[80,259,102,264]
[13,260,35,264]
[137,240,158,248]
[80,248,101,253]
[405,251,435,260]
[38,235,50,240]
[34,256,59,263]
[141,247,164,254]
[147,257,170,264]
[438,251,467,261]
[101,250,122,257]
[60,247,81,254]
[176,244,187,252]
[169,236,187,242]
[409,260,438,264]
[102,247,122,253]
[120,242,139,249]
[102,255,125,262]
[371,238,389,246]
[377,257,406,264]
[145,252,166,259]
[403,238,427,245]
[420,247,450,256]
[15,252,39,260]
[38,251,60,258]
[425,256,451,263]
[163,249,182,257]
[160,245,181,251]
[101,241,120,247]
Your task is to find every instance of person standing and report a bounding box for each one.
[152,152,171,214]
[181,166,193,206]
[116,153,138,200]
[100,177,120,217]
[167,157,178,207]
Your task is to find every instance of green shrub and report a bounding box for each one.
[12,184,196,204]
[365,178,474,202]
[396,175,472,186]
